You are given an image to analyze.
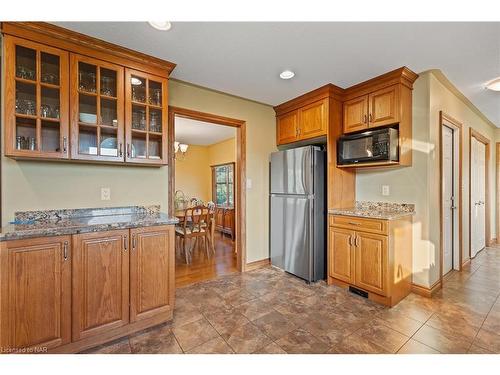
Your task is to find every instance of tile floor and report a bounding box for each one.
[84,246,500,354]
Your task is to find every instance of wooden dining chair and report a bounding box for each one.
[175,205,210,264]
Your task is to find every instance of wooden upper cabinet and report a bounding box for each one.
[125,69,168,165]
[276,110,299,145]
[70,54,125,162]
[354,232,388,296]
[130,226,174,322]
[3,35,70,159]
[328,227,355,284]
[72,230,130,341]
[343,95,368,134]
[368,85,399,128]
[0,236,71,351]
[2,23,175,166]
[298,99,328,140]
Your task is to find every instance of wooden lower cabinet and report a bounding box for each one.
[0,236,71,352]
[215,207,235,240]
[72,230,130,341]
[328,215,412,307]
[0,225,175,353]
[130,226,174,322]
[354,232,388,296]
[328,227,354,284]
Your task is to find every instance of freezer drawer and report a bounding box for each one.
[270,194,312,281]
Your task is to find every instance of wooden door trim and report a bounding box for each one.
[168,106,246,273]
[438,111,463,289]
[468,127,491,260]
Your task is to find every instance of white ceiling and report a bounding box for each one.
[56,22,500,126]
[174,116,235,146]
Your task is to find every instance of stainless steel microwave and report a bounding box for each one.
[337,128,399,165]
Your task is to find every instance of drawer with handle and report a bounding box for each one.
[329,215,388,235]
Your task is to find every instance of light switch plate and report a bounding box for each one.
[246,179,252,189]
[382,185,390,196]
[101,187,111,201]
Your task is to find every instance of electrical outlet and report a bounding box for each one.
[382,185,390,196]
[101,187,111,201]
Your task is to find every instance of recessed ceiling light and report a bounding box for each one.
[130,77,142,86]
[280,70,295,80]
[486,77,500,91]
[148,21,172,31]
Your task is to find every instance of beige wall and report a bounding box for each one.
[174,145,211,202]
[169,80,277,263]
[1,76,276,265]
[174,137,236,203]
[357,70,498,288]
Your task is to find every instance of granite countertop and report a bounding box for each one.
[329,201,415,220]
[0,205,179,242]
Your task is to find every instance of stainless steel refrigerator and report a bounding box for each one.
[270,145,326,283]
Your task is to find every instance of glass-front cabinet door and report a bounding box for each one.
[125,69,168,165]
[70,54,124,162]
[4,36,69,159]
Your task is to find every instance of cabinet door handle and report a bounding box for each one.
[123,235,128,251]
[119,142,123,157]
[132,234,137,250]
[355,236,360,247]
[363,114,367,124]
[348,235,353,246]
[63,241,69,260]
[126,143,131,158]
[369,113,373,123]
[63,137,67,153]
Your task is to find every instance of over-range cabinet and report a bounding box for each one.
[2,22,175,166]
[270,146,326,283]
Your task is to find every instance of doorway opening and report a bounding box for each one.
[439,112,463,282]
[168,107,246,288]
[469,128,490,259]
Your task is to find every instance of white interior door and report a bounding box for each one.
[442,126,454,275]
[471,137,486,257]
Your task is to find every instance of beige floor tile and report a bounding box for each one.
[253,310,298,340]
[129,325,183,354]
[225,322,272,354]
[236,298,276,321]
[203,307,250,340]
[329,334,389,354]
[473,328,500,353]
[397,339,440,354]
[187,337,234,354]
[376,312,424,337]
[253,342,287,354]
[172,317,219,352]
[355,319,409,353]
[413,324,472,353]
[275,329,330,354]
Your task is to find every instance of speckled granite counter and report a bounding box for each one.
[329,201,415,220]
[0,205,178,241]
